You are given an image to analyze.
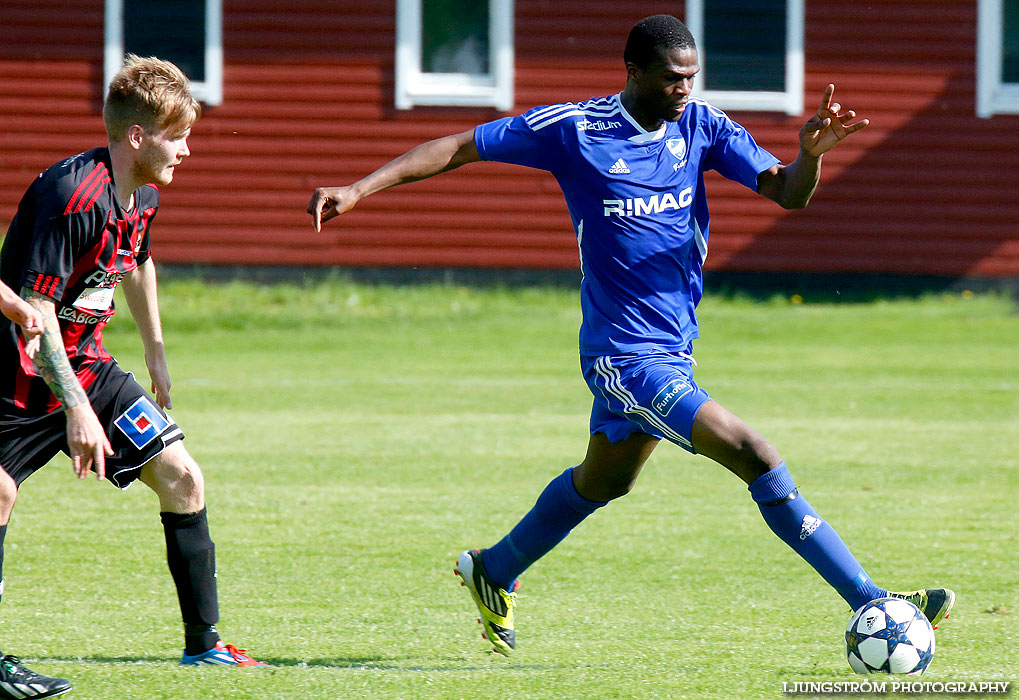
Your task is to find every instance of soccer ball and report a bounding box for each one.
[845,597,935,674]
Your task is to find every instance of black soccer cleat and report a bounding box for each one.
[0,654,71,699]
[887,588,956,629]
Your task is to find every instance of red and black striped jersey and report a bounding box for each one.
[0,147,157,414]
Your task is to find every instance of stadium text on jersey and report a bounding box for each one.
[577,119,622,131]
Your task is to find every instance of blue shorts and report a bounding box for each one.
[581,351,711,453]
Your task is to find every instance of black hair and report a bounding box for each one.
[623,15,696,69]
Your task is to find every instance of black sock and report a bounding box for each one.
[161,508,220,655]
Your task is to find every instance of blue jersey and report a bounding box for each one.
[475,93,779,356]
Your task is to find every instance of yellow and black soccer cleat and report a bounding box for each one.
[455,549,517,656]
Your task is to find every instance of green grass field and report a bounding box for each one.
[4,278,1017,699]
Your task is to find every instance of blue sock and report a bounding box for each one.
[748,463,886,610]
[483,466,607,591]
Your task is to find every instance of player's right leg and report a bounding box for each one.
[457,351,716,653]
[456,403,660,654]
[0,479,72,699]
[0,410,67,607]
[0,496,70,700]
[0,473,71,699]
[0,417,76,697]
[0,470,16,604]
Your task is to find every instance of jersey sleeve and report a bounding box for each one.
[134,186,159,266]
[474,109,563,172]
[21,195,92,302]
[135,216,153,266]
[702,108,780,191]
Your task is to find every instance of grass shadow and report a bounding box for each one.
[39,654,558,672]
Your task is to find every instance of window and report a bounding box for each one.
[104,0,223,106]
[977,0,1019,117]
[685,0,804,115]
[395,0,514,110]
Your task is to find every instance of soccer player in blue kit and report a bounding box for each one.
[308,15,954,656]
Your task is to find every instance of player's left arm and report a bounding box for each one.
[757,83,869,209]
[121,258,172,409]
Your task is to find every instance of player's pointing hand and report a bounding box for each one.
[307,186,359,233]
[799,84,869,158]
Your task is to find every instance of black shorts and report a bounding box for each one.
[0,361,184,488]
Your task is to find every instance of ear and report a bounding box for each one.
[624,61,642,83]
[126,124,146,150]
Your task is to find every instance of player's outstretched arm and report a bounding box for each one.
[307,128,480,232]
[122,258,172,409]
[20,288,113,480]
[0,280,43,357]
[757,84,869,209]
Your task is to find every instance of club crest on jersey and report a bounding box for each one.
[651,377,693,417]
[666,137,687,160]
[667,137,688,171]
[114,397,170,449]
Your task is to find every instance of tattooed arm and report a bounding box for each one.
[0,281,42,357]
[20,288,113,480]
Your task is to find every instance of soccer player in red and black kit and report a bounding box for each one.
[0,55,264,698]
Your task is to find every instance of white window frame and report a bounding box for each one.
[977,0,1019,117]
[395,0,514,111]
[685,0,804,115]
[104,0,223,106]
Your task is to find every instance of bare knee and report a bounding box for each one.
[728,433,781,482]
[139,442,205,513]
[574,432,659,502]
[0,471,16,524]
[691,401,782,484]
[574,464,638,502]
[723,421,779,475]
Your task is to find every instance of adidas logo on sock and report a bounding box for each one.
[799,514,822,540]
[608,158,630,174]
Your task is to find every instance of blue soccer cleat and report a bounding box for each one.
[180,641,268,667]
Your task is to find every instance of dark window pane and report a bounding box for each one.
[123,0,206,82]
[1004,0,1019,82]
[421,0,490,74]
[703,0,785,91]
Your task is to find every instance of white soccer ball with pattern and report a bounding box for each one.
[845,597,935,674]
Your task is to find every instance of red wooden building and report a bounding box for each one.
[1,0,1017,277]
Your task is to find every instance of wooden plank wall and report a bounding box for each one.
[1,0,1016,276]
